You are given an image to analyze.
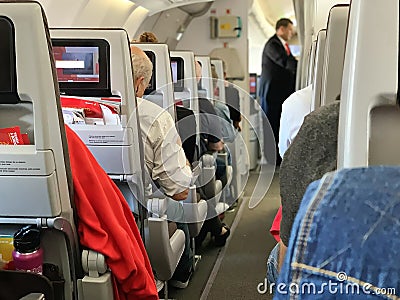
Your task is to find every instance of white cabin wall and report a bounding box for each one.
[38,0,90,27]
[176,0,252,161]
[248,14,269,75]
[124,6,150,39]
[177,0,250,90]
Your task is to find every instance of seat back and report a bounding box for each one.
[306,40,317,86]
[196,56,214,101]
[0,270,54,300]
[320,5,349,107]
[338,0,399,168]
[170,50,201,156]
[134,43,176,118]
[0,2,79,299]
[211,59,226,103]
[170,50,200,113]
[310,29,326,111]
[50,29,146,211]
[175,106,198,164]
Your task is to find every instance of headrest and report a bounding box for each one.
[320,5,349,106]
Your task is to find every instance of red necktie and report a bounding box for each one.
[285,43,291,55]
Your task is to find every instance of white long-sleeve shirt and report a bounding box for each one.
[137,97,192,197]
[279,85,313,157]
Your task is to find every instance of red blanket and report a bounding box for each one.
[65,125,158,300]
[270,206,282,242]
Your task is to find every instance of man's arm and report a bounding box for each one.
[263,39,289,69]
[150,111,192,200]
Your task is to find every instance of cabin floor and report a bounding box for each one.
[167,166,280,299]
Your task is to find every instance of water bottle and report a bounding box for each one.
[12,225,43,274]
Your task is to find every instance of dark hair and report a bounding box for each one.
[139,32,158,43]
[275,18,293,30]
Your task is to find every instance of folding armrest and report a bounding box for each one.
[197,154,222,202]
[147,197,168,217]
[217,151,233,186]
[144,216,185,281]
[78,250,113,300]
[183,186,207,238]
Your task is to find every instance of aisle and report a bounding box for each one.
[170,168,280,299]
[206,169,280,300]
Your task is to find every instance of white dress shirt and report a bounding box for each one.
[136,97,192,197]
[279,85,313,157]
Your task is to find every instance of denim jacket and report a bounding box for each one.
[275,166,400,299]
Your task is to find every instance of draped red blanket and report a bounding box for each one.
[269,206,282,242]
[65,125,158,300]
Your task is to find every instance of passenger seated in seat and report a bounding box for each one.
[64,125,158,300]
[138,32,159,43]
[194,60,231,248]
[267,101,340,284]
[130,45,193,288]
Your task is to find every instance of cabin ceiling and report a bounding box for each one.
[132,0,214,16]
[256,0,296,27]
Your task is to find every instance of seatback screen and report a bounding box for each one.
[171,61,178,83]
[52,38,111,97]
[249,73,257,97]
[53,46,99,83]
[171,57,184,92]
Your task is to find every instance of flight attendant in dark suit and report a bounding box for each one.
[259,18,297,165]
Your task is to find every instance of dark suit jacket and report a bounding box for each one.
[259,34,297,113]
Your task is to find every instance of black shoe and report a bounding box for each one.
[170,268,193,289]
[195,230,208,249]
[214,225,230,247]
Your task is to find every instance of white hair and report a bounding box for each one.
[131,51,153,86]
